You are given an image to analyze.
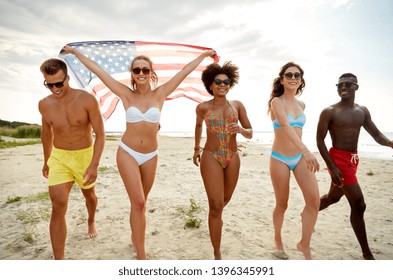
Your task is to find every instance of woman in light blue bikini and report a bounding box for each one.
[63,45,216,259]
[267,62,320,260]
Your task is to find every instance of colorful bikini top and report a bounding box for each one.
[126,106,161,123]
[272,97,306,129]
[204,101,238,136]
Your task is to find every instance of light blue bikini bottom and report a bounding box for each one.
[271,151,302,171]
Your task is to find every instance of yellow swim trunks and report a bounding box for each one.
[47,146,95,189]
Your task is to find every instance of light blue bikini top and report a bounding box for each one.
[126,107,161,123]
[272,97,306,129]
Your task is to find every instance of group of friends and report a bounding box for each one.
[38,46,393,260]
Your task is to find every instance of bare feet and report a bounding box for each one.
[272,250,289,260]
[87,221,97,239]
[362,253,375,260]
[297,242,312,260]
[131,234,147,260]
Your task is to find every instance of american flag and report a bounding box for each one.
[59,41,218,120]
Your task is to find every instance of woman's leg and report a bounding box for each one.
[116,147,157,260]
[200,152,225,260]
[223,154,240,207]
[293,159,320,260]
[269,157,291,254]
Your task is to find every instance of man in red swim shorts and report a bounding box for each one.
[328,147,359,186]
[316,73,393,260]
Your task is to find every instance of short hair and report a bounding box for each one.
[201,61,239,95]
[40,58,68,75]
[339,73,357,83]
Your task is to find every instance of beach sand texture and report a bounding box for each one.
[0,136,392,260]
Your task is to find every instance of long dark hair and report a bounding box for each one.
[267,62,305,114]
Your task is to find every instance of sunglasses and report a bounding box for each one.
[44,75,67,89]
[336,82,357,89]
[283,72,302,80]
[132,67,151,75]
[213,79,231,86]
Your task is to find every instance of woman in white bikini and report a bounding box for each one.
[63,45,215,259]
[267,62,320,259]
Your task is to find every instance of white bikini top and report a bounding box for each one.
[126,107,161,123]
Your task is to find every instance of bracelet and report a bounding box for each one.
[194,146,201,151]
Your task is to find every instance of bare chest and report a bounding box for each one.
[44,102,89,131]
[332,108,365,129]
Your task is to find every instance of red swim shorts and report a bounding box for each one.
[328,147,359,185]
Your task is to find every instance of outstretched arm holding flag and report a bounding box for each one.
[60,41,218,119]
[61,41,217,260]
[62,44,216,107]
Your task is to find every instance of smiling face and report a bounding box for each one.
[280,66,303,92]
[131,59,151,86]
[337,76,358,99]
[210,74,230,96]
[43,70,69,97]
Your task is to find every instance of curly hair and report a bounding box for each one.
[40,58,68,76]
[129,55,158,91]
[267,62,305,114]
[201,61,239,95]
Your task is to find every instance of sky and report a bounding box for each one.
[0,0,392,134]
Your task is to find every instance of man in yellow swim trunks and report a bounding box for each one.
[38,58,105,260]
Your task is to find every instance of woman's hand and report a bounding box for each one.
[60,45,75,55]
[228,123,242,135]
[303,150,320,173]
[193,149,201,166]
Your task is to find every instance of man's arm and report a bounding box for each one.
[83,95,106,186]
[38,101,53,178]
[362,106,393,148]
[317,107,343,186]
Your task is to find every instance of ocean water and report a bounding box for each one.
[158,130,393,161]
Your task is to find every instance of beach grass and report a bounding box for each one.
[0,125,41,139]
[178,198,203,229]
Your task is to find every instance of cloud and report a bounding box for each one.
[0,0,392,132]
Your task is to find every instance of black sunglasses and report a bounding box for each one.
[283,72,302,80]
[336,82,357,89]
[44,75,67,89]
[213,79,231,86]
[132,67,151,75]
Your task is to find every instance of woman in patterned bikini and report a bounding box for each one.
[267,62,320,260]
[193,61,253,259]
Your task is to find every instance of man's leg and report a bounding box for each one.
[342,184,375,260]
[49,182,73,260]
[81,186,98,239]
[319,182,344,210]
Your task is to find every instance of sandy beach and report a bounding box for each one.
[0,135,392,260]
